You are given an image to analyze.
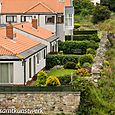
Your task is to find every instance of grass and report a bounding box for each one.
[47,69,75,77]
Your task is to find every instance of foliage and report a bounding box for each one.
[74,23,80,29]
[74,0,94,16]
[46,54,80,69]
[86,48,96,56]
[82,62,92,68]
[101,0,115,12]
[35,70,48,86]
[92,5,111,24]
[57,75,71,85]
[58,40,98,54]
[64,62,76,69]
[65,34,100,42]
[46,76,61,86]
[76,68,90,76]
[78,54,94,66]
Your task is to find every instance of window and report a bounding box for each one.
[57,15,64,24]
[45,16,55,24]
[0,63,13,83]
[6,16,17,23]
[65,14,72,27]
[29,58,32,78]
[36,53,39,64]
[21,16,32,22]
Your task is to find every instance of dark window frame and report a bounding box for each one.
[21,16,32,22]
[6,16,17,23]
[57,15,64,24]
[45,16,55,24]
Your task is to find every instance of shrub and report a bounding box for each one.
[82,62,92,72]
[57,75,71,85]
[35,70,48,86]
[82,62,91,68]
[76,68,90,76]
[64,62,76,69]
[86,48,96,56]
[78,54,94,66]
[46,54,80,69]
[92,5,111,24]
[46,76,61,86]
[74,23,80,29]
[58,40,98,54]
[65,34,100,42]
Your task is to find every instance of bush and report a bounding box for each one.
[86,48,96,56]
[46,76,61,86]
[35,70,48,86]
[74,23,80,29]
[76,68,90,76]
[82,62,91,68]
[92,5,111,24]
[58,40,98,54]
[79,54,93,66]
[65,34,100,42]
[57,75,71,85]
[64,62,76,69]
[46,54,80,69]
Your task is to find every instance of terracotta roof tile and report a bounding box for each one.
[1,0,71,13]
[0,28,40,55]
[14,22,54,39]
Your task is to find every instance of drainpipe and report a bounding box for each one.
[16,54,26,86]
[23,59,26,86]
[56,14,58,36]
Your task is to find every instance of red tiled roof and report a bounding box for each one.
[14,22,54,39]
[0,28,40,55]
[1,0,71,13]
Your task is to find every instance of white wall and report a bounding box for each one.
[57,24,65,41]
[25,49,46,82]
[39,15,56,33]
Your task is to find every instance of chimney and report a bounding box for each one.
[32,16,37,29]
[6,22,13,40]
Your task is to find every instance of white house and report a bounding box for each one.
[0,0,74,41]
[0,20,58,85]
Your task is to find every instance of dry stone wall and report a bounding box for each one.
[0,92,80,114]
[91,32,111,83]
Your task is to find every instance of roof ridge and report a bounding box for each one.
[23,1,55,13]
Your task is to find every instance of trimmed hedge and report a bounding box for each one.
[46,54,94,69]
[46,54,80,69]
[74,30,98,35]
[65,34,100,42]
[58,40,99,54]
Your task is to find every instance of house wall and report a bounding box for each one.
[0,48,46,84]
[39,15,56,33]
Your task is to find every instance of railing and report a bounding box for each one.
[0,85,75,93]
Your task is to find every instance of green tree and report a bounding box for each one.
[101,0,115,12]
[74,0,94,16]
[92,5,111,24]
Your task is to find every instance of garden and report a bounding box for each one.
[30,25,100,87]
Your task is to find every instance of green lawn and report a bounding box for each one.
[47,69,75,77]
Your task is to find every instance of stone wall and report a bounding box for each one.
[91,32,110,83]
[0,92,80,114]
